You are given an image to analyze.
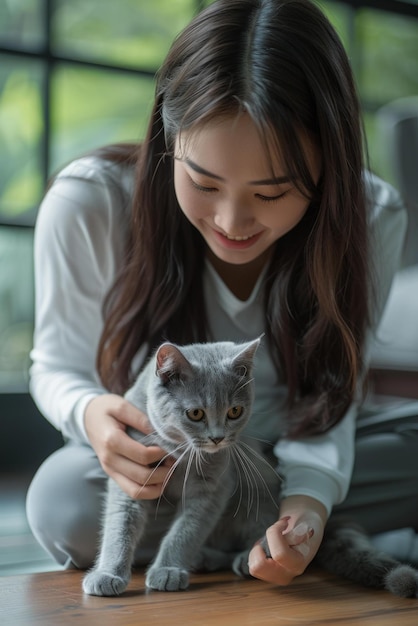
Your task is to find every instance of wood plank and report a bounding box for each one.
[1,568,417,626]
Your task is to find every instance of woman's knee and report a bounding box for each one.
[26,444,106,568]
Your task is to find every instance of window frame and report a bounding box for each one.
[0,0,417,226]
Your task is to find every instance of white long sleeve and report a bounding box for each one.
[30,157,133,443]
[274,405,357,515]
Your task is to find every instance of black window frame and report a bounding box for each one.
[0,0,417,226]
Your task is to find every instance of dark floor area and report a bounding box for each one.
[0,473,61,576]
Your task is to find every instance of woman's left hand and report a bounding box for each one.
[248,495,327,585]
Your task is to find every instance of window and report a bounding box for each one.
[0,0,417,392]
[320,1,418,181]
[0,0,202,393]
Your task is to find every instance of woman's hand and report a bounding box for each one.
[248,495,327,585]
[84,393,172,500]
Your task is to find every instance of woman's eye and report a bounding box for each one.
[191,179,217,193]
[186,408,205,421]
[256,191,288,203]
[227,406,243,420]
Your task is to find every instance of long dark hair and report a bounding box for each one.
[97,0,370,437]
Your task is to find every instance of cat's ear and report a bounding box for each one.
[232,336,261,377]
[155,343,193,385]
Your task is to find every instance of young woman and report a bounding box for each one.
[26,0,418,585]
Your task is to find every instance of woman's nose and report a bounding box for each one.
[213,200,253,236]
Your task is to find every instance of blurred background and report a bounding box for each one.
[0,0,417,573]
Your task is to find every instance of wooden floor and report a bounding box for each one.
[1,567,417,626]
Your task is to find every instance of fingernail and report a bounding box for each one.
[292,523,309,537]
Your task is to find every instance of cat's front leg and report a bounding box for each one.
[83,480,148,596]
[146,487,228,591]
[145,516,193,592]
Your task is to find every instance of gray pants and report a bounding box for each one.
[26,398,418,570]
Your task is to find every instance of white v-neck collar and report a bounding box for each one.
[205,259,268,317]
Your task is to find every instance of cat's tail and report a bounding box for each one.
[315,520,418,598]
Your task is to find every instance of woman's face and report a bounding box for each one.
[174,113,320,269]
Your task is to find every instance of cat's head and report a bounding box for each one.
[147,338,260,453]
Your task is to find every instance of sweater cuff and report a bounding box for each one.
[280,467,342,517]
[71,393,102,444]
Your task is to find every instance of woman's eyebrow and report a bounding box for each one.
[181,157,225,181]
[179,157,290,186]
[251,175,291,186]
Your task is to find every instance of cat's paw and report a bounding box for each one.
[82,569,130,596]
[146,566,189,591]
[232,550,251,578]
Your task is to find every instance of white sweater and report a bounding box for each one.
[30,156,407,515]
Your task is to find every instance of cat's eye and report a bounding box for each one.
[227,406,243,420]
[186,408,205,421]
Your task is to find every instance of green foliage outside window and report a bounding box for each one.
[1,0,418,220]
[0,0,417,390]
[52,0,197,70]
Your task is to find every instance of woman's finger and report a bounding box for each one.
[248,543,295,585]
[121,435,168,466]
[112,472,166,501]
[264,520,305,563]
[107,448,171,486]
[108,395,154,434]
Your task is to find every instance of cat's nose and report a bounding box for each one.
[210,436,225,445]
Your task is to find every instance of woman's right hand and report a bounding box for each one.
[84,394,172,500]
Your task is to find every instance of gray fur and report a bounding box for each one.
[83,338,280,596]
[315,520,418,598]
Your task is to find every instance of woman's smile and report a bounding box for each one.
[212,228,264,249]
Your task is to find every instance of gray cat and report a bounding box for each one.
[83,337,280,596]
[82,338,418,599]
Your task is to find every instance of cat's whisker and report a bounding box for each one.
[154,444,190,517]
[130,435,185,504]
[232,440,281,520]
[231,446,257,517]
[239,440,283,483]
[229,450,245,517]
[234,445,265,518]
[235,377,255,394]
[138,432,159,446]
[146,441,187,485]
[242,433,277,447]
[194,448,206,480]
[182,447,195,509]
[162,445,189,489]
[235,442,281,512]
